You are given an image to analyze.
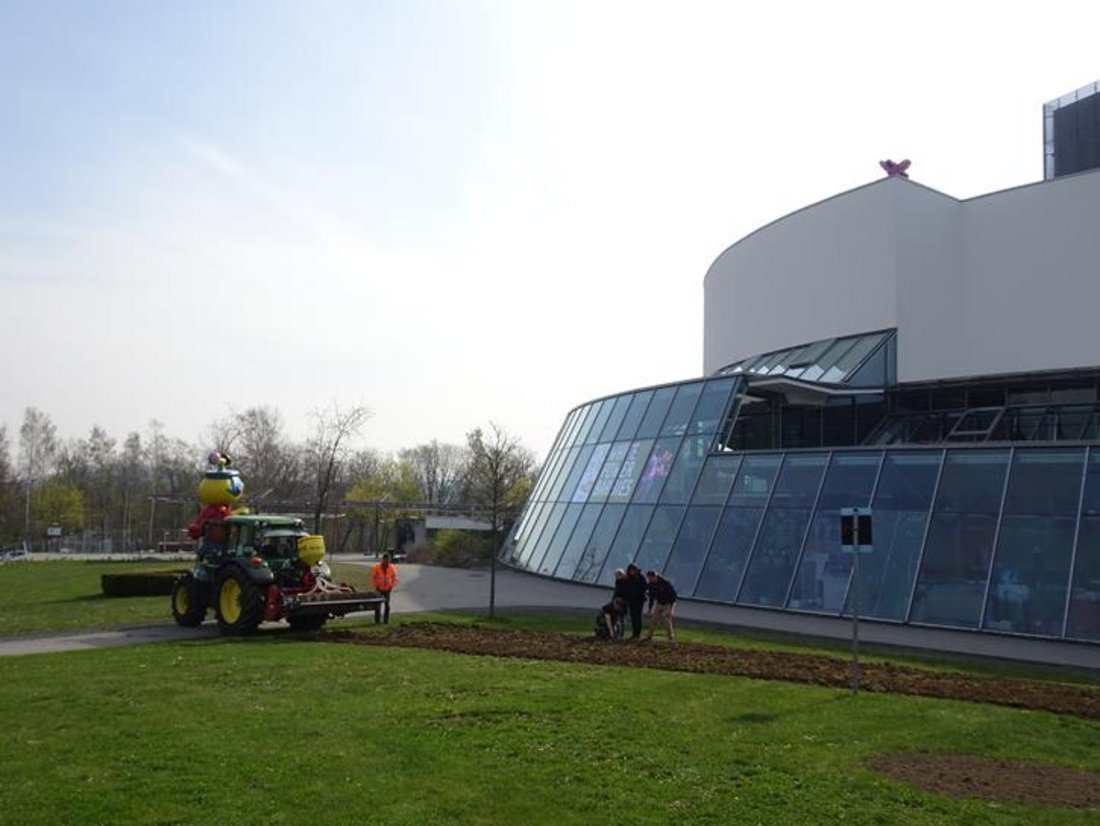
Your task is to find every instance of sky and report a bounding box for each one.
[2,1,1099,464]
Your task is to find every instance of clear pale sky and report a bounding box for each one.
[2,1,1098,462]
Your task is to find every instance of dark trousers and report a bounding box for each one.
[379,590,391,624]
[628,602,644,638]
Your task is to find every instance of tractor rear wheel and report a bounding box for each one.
[171,575,207,627]
[214,566,264,635]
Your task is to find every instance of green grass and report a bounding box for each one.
[0,560,377,636]
[0,636,1097,825]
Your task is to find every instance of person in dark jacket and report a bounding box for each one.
[617,563,649,639]
[642,570,678,641]
[594,597,625,640]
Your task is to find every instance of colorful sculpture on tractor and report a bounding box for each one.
[171,451,385,634]
[186,451,244,544]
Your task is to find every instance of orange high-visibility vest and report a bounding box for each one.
[371,562,398,593]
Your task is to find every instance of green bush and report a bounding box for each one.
[410,529,491,568]
[100,571,186,598]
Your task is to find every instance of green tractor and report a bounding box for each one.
[171,514,383,635]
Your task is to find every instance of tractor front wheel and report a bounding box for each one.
[214,566,264,635]
[171,575,207,627]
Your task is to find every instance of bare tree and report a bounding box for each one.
[18,407,57,481]
[466,423,535,617]
[305,402,371,533]
[399,440,469,504]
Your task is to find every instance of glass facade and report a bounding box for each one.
[506,373,1100,645]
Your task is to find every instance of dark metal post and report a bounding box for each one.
[850,514,861,694]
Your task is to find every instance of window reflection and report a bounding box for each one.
[635,505,685,574]
[575,504,626,584]
[598,505,655,582]
[911,513,998,628]
[553,503,603,580]
[663,506,722,594]
[695,508,764,601]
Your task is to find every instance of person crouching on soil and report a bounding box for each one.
[370,552,399,624]
[642,570,677,641]
[594,597,626,641]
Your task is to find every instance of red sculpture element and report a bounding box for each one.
[187,503,232,540]
[880,159,911,178]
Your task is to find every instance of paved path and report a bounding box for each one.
[2,560,1097,669]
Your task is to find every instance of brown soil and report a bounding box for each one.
[320,623,1100,808]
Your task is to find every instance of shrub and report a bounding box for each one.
[100,571,187,598]
[422,530,492,569]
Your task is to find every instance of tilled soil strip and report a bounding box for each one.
[320,623,1100,721]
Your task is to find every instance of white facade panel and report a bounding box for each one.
[703,181,900,375]
[704,168,1100,383]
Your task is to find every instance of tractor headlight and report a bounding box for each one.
[312,560,332,579]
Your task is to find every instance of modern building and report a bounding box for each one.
[504,94,1100,651]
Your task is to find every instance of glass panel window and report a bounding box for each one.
[798,338,858,382]
[548,446,585,501]
[1068,515,1100,642]
[597,395,632,443]
[536,503,584,576]
[660,383,705,437]
[558,409,583,449]
[688,379,737,435]
[575,504,626,584]
[659,436,710,504]
[1002,448,1085,515]
[572,404,601,447]
[728,454,782,507]
[525,502,567,572]
[788,511,852,612]
[662,506,722,594]
[757,348,794,375]
[692,455,742,505]
[632,437,681,504]
[786,338,836,370]
[819,333,885,383]
[511,500,549,568]
[608,440,654,502]
[983,514,1075,636]
[636,387,677,438]
[589,442,630,503]
[845,340,889,387]
[634,505,685,574]
[583,402,614,445]
[768,454,828,510]
[788,453,881,613]
[694,508,764,601]
[570,443,610,503]
[598,505,654,582]
[934,450,1010,513]
[853,451,941,621]
[552,503,604,580]
[615,391,653,441]
[737,507,813,607]
[910,513,998,628]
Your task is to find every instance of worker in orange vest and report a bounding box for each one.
[370,552,399,624]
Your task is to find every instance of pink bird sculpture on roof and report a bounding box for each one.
[880,159,911,178]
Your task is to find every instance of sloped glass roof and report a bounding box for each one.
[717,330,893,386]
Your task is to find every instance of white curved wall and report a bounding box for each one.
[704,169,1100,383]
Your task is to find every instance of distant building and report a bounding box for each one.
[505,92,1100,650]
[1045,80,1100,179]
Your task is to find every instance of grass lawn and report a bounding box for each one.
[0,562,1098,823]
[1,635,1098,825]
[0,560,376,636]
